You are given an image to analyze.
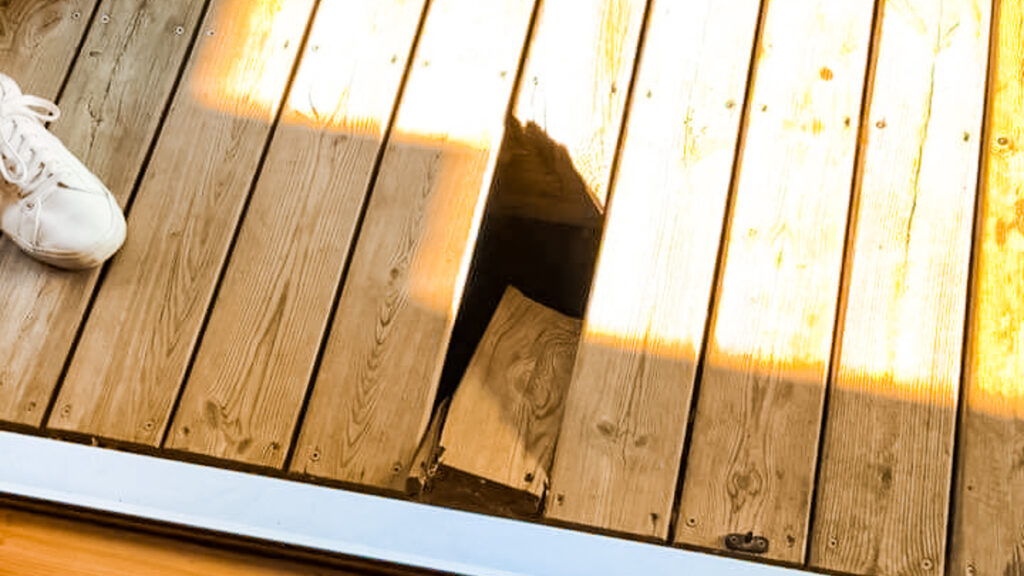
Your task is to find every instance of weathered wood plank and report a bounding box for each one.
[675,0,875,562]
[809,0,991,574]
[950,0,1024,574]
[0,0,205,426]
[423,287,580,517]
[0,0,96,97]
[489,0,646,226]
[0,506,359,576]
[291,0,536,490]
[545,0,761,539]
[48,0,315,443]
[164,0,425,469]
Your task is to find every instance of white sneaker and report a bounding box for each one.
[0,73,126,269]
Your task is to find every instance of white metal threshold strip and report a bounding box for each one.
[0,431,809,576]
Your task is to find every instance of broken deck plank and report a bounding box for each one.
[423,287,580,517]
[0,0,205,426]
[164,0,425,469]
[544,0,761,540]
[675,0,875,562]
[809,0,991,574]
[0,0,96,97]
[48,0,315,444]
[291,0,537,490]
[950,0,1024,574]
[489,0,647,226]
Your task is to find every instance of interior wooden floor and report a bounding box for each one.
[0,505,359,576]
[0,1,1021,575]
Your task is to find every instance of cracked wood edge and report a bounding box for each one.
[428,287,581,517]
[290,0,537,490]
[489,0,647,225]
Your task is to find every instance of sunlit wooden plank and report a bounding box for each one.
[951,0,1024,573]
[676,0,874,562]
[48,0,315,444]
[489,0,646,225]
[543,0,761,539]
[291,0,536,490]
[164,0,425,468]
[810,0,991,573]
[0,0,205,426]
[0,0,96,97]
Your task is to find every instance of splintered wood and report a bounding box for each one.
[490,0,646,226]
[0,0,205,426]
[1,0,1022,571]
[291,0,536,490]
[418,287,580,517]
[547,0,761,539]
[165,0,425,468]
[49,0,316,444]
[951,0,1024,574]
[810,0,991,574]
[675,0,875,562]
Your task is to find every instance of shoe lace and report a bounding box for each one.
[0,94,63,199]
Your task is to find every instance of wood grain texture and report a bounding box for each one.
[0,0,96,97]
[427,287,580,517]
[810,0,991,574]
[545,0,761,540]
[48,0,315,444]
[0,0,205,428]
[291,0,536,490]
[489,0,646,225]
[164,0,425,469]
[951,1,1024,574]
[675,0,875,562]
[0,506,353,576]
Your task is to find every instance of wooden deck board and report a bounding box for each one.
[0,0,1021,572]
[489,0,647,225]
[0,0,97,97]
[290,0,537,490]
[48,0,316,444]
[164,0,425,469]
[950,0,1024,573]
[675,0,875,562]
[545,0,761,540]
[809,0,991,573]
[0,0,205,427]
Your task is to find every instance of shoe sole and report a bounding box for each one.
[10,212,127,270]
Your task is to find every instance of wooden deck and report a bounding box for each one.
[0,0,1021,574]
